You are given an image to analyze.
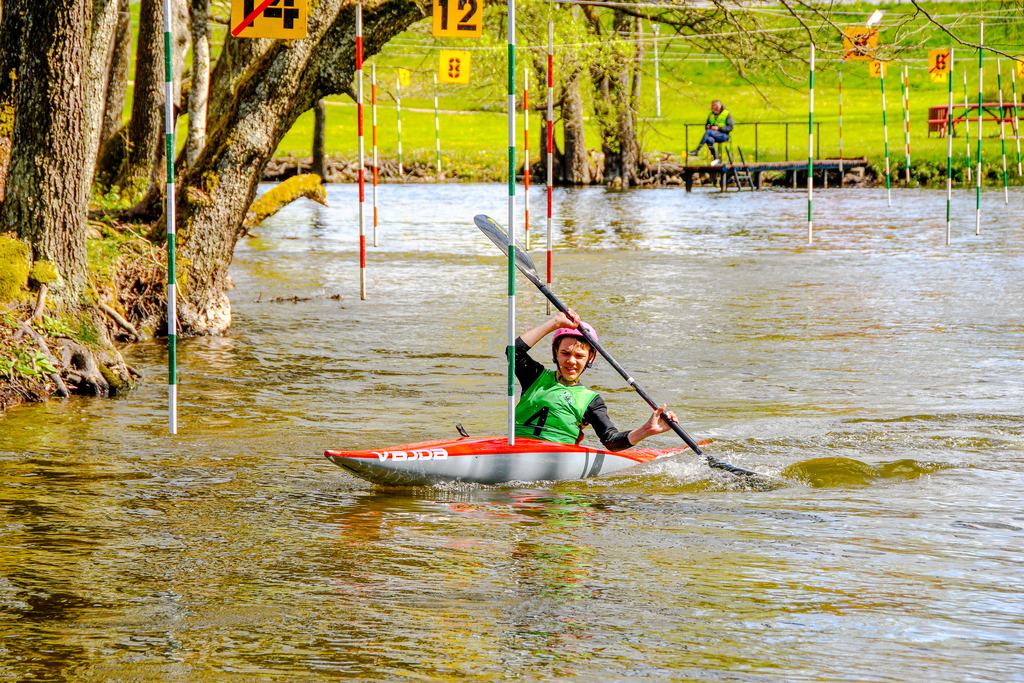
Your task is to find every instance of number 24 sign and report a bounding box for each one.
[432,0,483,38]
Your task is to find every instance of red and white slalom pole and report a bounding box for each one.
[523,67,531,251]
[371,62,380,246]
[546,20,554,315]
[652,22,661,118]
[395,72,404,177]
[356,1,366,299]
[433,72,442,177]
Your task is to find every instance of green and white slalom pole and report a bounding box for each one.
[881,63,892,207]
[807,42,814,244]
[395,72,404,177]
[946,48,955,246]
[901,66,911,184]
[1011,63,1022,176]
[838,66,844,180]
[997,60,1009,204]
[506,0,517,446]
[434,72,442,177]
[652,22,661,118]
[523,67,530,251]
[975,20,984,235]
[163,0,177,434]
[964,71,972,183]
[546,19,553,316]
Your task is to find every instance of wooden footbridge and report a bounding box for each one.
[681,156,870,192]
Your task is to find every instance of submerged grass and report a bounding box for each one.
[781,456,952,487]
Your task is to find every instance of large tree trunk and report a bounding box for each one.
[172,0,423,335]
[621,15,643,183]
[80,0,121,197]
[185,0,210,166]
[598,11,640,187]
[0,0,26,204]
[312,99,327,178]
[207,37,271,124]
[117,0,163,189]
[0,0,91,300]
[116,0,188,191]
[561,68,589,185]
[97,0,131,162]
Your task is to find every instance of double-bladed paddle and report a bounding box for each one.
[475,214,758,478]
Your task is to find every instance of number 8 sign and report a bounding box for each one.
[438,50,471,84]
[432,0,483,38]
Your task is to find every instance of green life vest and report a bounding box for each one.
[706,108,731,128]
[515,369,599,445]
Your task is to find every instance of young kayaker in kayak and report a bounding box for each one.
[515,310,677,451]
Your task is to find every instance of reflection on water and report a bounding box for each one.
[1,184,1023,679]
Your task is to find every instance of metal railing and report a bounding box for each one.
[683,121,823,163]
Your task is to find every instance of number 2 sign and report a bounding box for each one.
[432,0,483,38]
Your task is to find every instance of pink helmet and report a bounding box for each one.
[552,322,599,368]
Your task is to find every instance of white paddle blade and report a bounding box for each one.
[474,214,541,280]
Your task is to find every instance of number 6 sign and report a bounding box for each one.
[432,0,483,38]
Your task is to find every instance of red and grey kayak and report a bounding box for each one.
[325,435,695,486]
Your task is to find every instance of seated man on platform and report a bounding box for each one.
[688,100,734,166]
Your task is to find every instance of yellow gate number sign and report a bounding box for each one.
[842,28,879,61]
[397,68,412,88]
[438,51,471,84]
[1016,58,1024,79]
[869,60,887,79]
[928,49,950,84]
[432,0,483,38]
[230,0,307,39]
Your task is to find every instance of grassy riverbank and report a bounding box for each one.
[267,1,1023,181]
[131,1,1023,185]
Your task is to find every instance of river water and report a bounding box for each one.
[2,183,1023,680]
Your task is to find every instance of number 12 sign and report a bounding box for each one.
[432,0,483,38]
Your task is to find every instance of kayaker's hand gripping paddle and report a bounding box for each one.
[475,214,757,478]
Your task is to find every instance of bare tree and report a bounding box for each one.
[81,0,122,198]
[587,8,641,186]
[313,99,328,178]
[561,68,591,184]
[108,0,188,191]
[98,0,131,162]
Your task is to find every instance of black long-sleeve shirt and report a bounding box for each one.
[515,337,633,451]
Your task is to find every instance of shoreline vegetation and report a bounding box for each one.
[2,0,1021,413]
[262,153,1021,188]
